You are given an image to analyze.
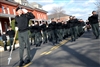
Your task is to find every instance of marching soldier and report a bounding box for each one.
[34,21,42,47]
[15,7,35,66]
[64,21,70,38]
[61,21,66,39]
[88,11,99,39]
[72,16,79,39]
[48,20,52,42]
[77,19,84,37]
[41,21,48,44]
[56,19,63,42]
[29,21,35,45]
[68,16,76,42]
[48,18,57,45]
[66,20,71,37]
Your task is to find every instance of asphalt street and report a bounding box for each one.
[0,30,100,67]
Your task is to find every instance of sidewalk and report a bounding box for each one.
[0,44,19,52]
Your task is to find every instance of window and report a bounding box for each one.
[43,15,46,19]
[40,14,42,19]
[13,8,16,15]
[7,7,10,14]
[2,6,5,14]
[37,13,40,19]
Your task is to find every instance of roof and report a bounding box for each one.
[30,2,42,7]
[33,8,48,13]
[48,13,70,19]
[0,0,48,13]
[0,0,18,6]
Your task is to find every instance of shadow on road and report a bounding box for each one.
[30,48,38,61]
[12,48,38,67]
[30,34,100,67]
[60,45,100,67]
[13,30,99,67]
[83,29,100,39]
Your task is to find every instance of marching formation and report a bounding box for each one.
[29,16,85,47]
[0,6,99,67]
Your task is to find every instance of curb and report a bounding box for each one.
[0,44,19,52]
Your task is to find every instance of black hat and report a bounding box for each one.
[16,7,22,11]
[92,11,96,13]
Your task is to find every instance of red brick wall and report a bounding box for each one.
[0,2,48,19]
[0,1,48,32]
[0,3,2,13]
[32,10,47,20]
[0,3,16,15]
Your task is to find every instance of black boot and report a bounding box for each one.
[24,59,30,65]
[96,36,99,39]
[19,60,24,67]
[9,49,11,52]
[36,44,38,47]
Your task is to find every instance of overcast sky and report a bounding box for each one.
[29,0,97,21]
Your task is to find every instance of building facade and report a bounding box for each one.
[48,13,70,21]
[0,0,48,33]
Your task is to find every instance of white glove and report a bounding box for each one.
[15,27,18,31]
[22,9,28,14]
[6,36,9,40]
[3,41,5,43]
[83,26,86,28]
[39,24,42,26]
[13,37,15,40]
[32,24,34,26]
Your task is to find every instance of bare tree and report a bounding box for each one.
[95,0,100,20]
[95,0,100,8]
[51,6,65,19]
